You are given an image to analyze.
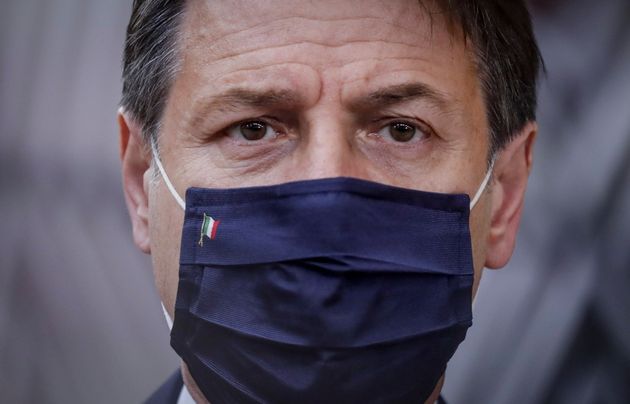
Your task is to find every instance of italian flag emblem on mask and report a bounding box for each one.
[198,213,220,246]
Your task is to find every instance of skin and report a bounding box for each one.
[119,0,536,402]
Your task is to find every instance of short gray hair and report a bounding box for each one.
[121,0,185,143]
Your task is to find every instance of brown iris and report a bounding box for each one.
[239,121,267,141]
[388,122,416,142]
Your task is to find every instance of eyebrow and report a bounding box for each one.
[350,82,450,111]
[190,82,451,129]
[195,88,301,116]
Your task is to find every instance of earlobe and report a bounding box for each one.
[118,109,152,254]
[484,122,537,269]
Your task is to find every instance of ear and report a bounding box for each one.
[118,108,152,254]
[484,121,537,269]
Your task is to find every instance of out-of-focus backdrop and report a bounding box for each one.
[0,1,628,403]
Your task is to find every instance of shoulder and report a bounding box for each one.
[143,370,183,404]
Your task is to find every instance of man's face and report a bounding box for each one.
[146,0,492,313]
[121,0,534,339]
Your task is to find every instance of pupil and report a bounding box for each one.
[389,122,415,142]
[240,121,266,140]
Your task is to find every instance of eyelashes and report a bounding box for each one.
[226,120,281,142]
[222,117,434,144]
[373,119,433,144]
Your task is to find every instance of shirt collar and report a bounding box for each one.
[177,383,196,404]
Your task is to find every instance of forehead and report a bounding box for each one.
[184,0,455,48]
[177,0,475,80]
[166,0,484,138]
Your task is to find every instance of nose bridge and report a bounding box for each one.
[298,112,363,181]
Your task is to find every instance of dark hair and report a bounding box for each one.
[121,0,185,141]
[121,0,542,158]
[444,2,543,157]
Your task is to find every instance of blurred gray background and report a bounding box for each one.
[0,0,628,403]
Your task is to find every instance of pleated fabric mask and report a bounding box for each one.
[153,142,492,404]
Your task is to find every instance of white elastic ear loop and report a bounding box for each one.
[151,138,186,210]
[152,139,178,332]
[469,160,494,310]
[161,302,173,331]
[469,159,495,210]
[472,274,487,311]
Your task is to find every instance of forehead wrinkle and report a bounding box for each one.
[183,4,438,63]
[197,39,425,72]
[191,0,429,39]
[196,15,399,44]
[179,2,467,86]
[175,0,476,125]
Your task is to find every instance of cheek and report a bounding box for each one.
[149,184,186,314]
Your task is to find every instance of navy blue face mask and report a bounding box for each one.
[152,142,493,404]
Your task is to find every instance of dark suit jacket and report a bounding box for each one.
[143,370,448,404]
[144,370,183,404]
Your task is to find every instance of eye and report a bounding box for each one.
[377,121,424,143]
[228,120,278,141]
